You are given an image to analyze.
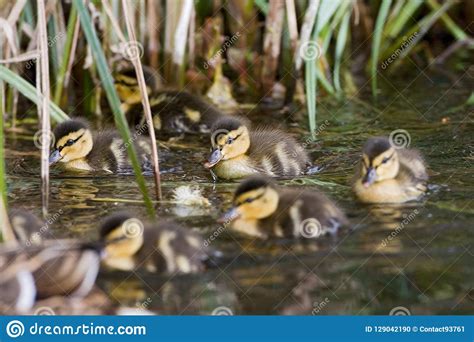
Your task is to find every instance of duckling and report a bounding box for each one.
[114,68,224,133]
[49,118,152,173]
[219,175,347,239]
[4,209,101,300]
[352,137,428,203]
[204,117,309,179]
[0,240,101,300]
[99,212,209,274]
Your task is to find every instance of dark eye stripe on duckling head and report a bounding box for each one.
[57,133,84,152]
[363,150,395,169]
[235,189,266,206]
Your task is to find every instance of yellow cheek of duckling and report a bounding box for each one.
[56,130,92,162]
[105,228,144,258]
[220,128,250,159]
[236,188,278,220]
[373,150,399,181]
[116,84,142,104]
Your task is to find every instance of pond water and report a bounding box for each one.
[5,67,473,315]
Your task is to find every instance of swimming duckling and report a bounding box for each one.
[0,240,101,300]
[49,118,152,173]
[99,212,209,274]
[4,209,101,300]
[115,68,224,133]
[204,117,309,179]
[352,137,428,203]
[219,175,347,239]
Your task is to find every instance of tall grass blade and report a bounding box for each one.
[0,65,69,123]
[371,0,392,96]
[334,10,351,94]
[121,0,162,201]
[426,0,468,40]
[53,4,78,105]
[73,0,155,217]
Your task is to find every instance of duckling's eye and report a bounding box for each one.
[381,157,390,164]
[244,198,254,203]
[65,139,75,147]
[227,137,234,144]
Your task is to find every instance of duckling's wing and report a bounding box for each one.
[161,91,223,128]
[398,148,428,181]
[249,128,309,176]
[89,131,152,173]
[137,223,207,274]
[267,190,347,238]
[86,131,120,172]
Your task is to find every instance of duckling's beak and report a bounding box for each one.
[204,149,222,169]
[362,167,377,187]
[217,207,240,223]
[49,149,62,165]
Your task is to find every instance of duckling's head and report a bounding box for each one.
[219,176,279,222]
[360,137,399,187]
[114,66,159,105]
[205,117,250,168]
[99,212,144,259]
[49,119,93,165]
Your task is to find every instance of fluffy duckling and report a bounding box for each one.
[352,137,428,203]
[115,68,223,133]
[0,241,101,300]
[99,212,209,274]
[4,209,101,300]
[219,175,347,239]
[49,118,152,173]
[204,117,309,179]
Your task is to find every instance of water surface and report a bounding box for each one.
[5,68,473,315]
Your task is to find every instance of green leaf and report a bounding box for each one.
[73,0,155,217]
[371,0,393,96]
[465,92,474,106]
[334,10,351,93]
[0,65,69,123]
